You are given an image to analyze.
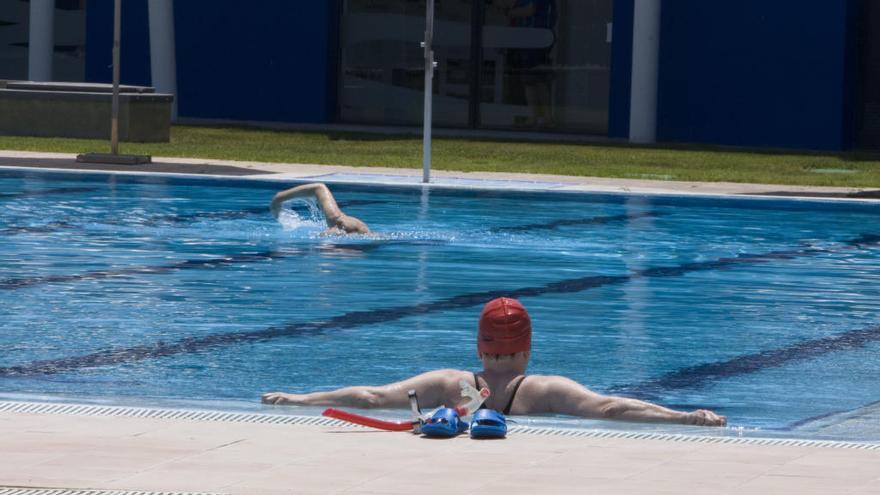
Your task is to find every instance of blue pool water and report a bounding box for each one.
[1,169,879,440]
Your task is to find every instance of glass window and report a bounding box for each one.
[54,0,87,82]
[480,0,612,133]
[0,0,29,80]
[339,0,473,127]
[0,0,86,82]
[338,0,612,134]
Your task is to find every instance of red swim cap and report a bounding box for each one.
[478,297,532,355]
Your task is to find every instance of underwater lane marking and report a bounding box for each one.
[490,211,660,233]
[142,199,386,226]
[0,242,408,290]
[0,221,75,235]
[1,233,878,377]
[0,200,387,236]
[609,324,880,399]
[0,186,98,200]
[0,207,632,289]
[0,251,281,290]
[785,398,880,431]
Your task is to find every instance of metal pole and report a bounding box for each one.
[422,0,436,184]
[111,0,122,155]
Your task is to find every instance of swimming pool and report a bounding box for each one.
[1,168,879,441]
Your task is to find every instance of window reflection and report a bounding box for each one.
[339,0,473,127]
[338,0,612,134]
[0,0,86,81]
[481,0,611,133]
[0,0,30,80]
[54,0,87,82]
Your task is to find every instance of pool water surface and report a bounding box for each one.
[1,169,879,440]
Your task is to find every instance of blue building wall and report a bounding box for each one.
[84,0,152,87]
[656,0,858,150]
[85,1,334,123]
[83,1,859,150]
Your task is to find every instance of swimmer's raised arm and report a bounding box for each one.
[270,182,370,234]
[527,376,726,426]
[261,369,467,409]
[270,183,342,220]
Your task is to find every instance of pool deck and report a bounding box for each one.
[2,405,880,495]
[1,150,879,199]
[2,149,879,494]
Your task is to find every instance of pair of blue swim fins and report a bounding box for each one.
[420,407,507,439]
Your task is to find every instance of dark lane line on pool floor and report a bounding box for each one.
[143,199,387,226]
[0,240,443,290]
[1,233,878,377]
[784,398,880,431]
[490,211,660,233]
[608,323,880,400]
[1,221,75,235]
[0,187,98,200]
[0,209,651,289]
[0,200,387,237]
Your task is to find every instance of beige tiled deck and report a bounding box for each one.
[1,409,879,494]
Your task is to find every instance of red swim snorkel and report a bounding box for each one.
[322,408,415,431]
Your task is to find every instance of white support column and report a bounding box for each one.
[28,0,55,81]
[148,0,178,120]
[629,0,661,144]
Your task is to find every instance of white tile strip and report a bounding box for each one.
[0,489,221,495]
[2,401,878,450]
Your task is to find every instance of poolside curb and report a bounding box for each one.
[3,400,878,451]
[0,489,222,495]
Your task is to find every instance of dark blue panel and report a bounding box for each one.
[325,0,342,122]
[608,0,634,139]
[173,1,332,123]
[657,0,854,150]
[840,0,860,150]
[84,0,151,86]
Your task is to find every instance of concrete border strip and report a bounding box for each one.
[2,401,877,450]
[0,488,222,495]
[2,164,879,203]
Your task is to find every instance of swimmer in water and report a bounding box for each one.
[263,297,727,427]
[270,183,370,235]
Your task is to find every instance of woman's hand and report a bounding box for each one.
[261,392,306,405]
[682,409,727,426]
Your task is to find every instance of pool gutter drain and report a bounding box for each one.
[0,489,221,495]
[1,400,878,450]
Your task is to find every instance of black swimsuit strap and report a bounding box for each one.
[503,375,527,415]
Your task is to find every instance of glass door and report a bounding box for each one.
[478,0,612,133]
[339,0,474,127]
[338,0,613,134]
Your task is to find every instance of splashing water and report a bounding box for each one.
[276,199,325,232]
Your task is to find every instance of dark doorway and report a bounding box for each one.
[858,0,880,149]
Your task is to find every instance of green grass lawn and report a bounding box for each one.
[2,125,879,187]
